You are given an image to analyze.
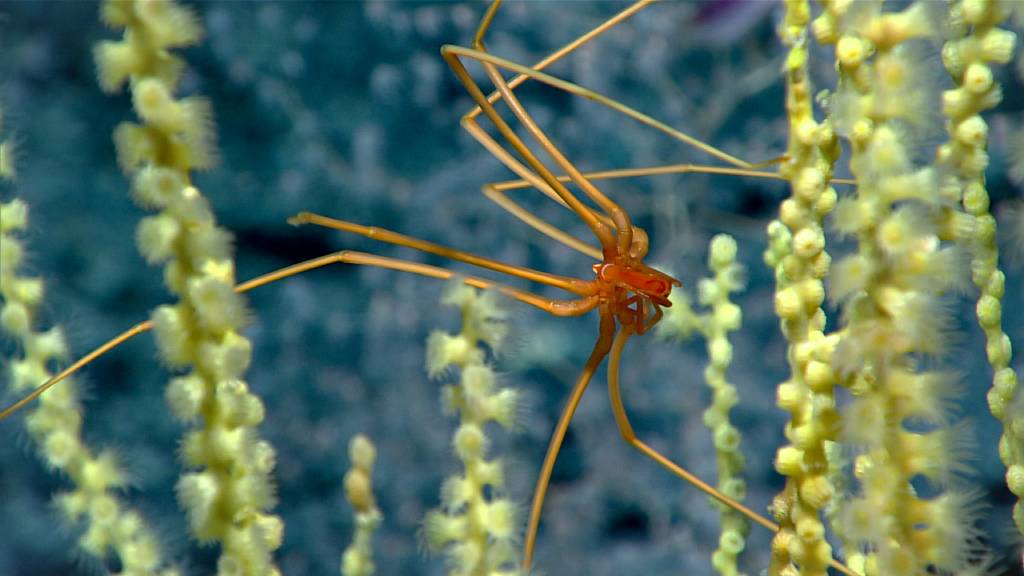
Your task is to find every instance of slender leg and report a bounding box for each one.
[459,0,658,260]
[318,251,601,318]
[461,109,615,261]
[474,160,804,261]
[484,163,855,189]
[457,14,857,253]
[641,303,663,334]
[460,117,613,231]
[0,250,600,422]
[603,329,859,576]
[449,31,636,254]
[482,181,603,260]
[290,212,594,297]
[490,163,795,191]
[451,44,786,262]
[464,0,657,122]
[0,321,153,421]
[461,103,608,260]
[471,46,637,257]
[478,163,853,260]
[605,328,776,529]
[457,0,788,261]
[523,310,617,571]
[443,49,619,257]
[468,0,641,255]
[442,45,754,170]
[455,7,855,259]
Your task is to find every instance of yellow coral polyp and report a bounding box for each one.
[177,471,221,536]
[94,39,142,93]
[188,275,245,332]
[137,213,181,263]
[775,445,804,477]
[979,27,1017,63]
[774,286,803,320]
[481,500,516,540]
[864,125,911,176]
[453,423,486,460]
[1,300,31,336]
[793,227,825,258]
[424,513,468,549]
[837,35,869,68]
[166,373,206,421]
[132,164,186,208]
[955,114,989,147]
[113,122,159,171]
[79,452,125,492]
[133,0,204,48]
[863,2,935,49]
[964,62,995,94]
[804,361,834,392]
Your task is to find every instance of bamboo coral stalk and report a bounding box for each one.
[94,2,283,573]
[1,136,177,574]
[938,0,1023,537]
[765,2,843,574]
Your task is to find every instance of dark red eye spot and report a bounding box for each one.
[644,279,669,296]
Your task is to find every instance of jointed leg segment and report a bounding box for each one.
[475,49,638,258]
[289,211,592,297]
[443,45,756,170]
[605,328,859,576]
[460,117,607,259]
[482,180,603,260]
[522,312,617,571]
[0,247,601,422]
[477,163,800,262]
[443,19,790,267]
[448,0,797,265]
[466,9,636,252]
[443,50,619,255]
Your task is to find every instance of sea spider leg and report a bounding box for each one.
[484,164,857,189]
[459,0,856,249]
[482,178,604,260]
[454,6,854,258]
[447,45,863,233]
[467,6,638,257]
[475,71,639,261]
[523,311,617,571]
[0,321,154,421]
[448,0,655,255]
[444,45,754,170]
[448,1,657,258]
[288,212,592,296]
[442,43,771,272]
[0,248,601,422]
[465,0,656,125]
[478,165,792,260]
[442,48,619,258]
[284,251,601,318]
[605,328,860,576]
[478,164,855,260]
[462,116,607,259]
[446,43,860,266]
[443,44,811,254]
[493,164,792,191]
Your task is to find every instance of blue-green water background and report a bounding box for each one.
[1,1,1022,575]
